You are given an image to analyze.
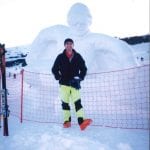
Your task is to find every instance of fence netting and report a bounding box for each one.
[7,65,149,130]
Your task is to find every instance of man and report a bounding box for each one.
[52,38,92,130]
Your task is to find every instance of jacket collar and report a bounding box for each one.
[63,49,76,61]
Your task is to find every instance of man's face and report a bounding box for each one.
[65,42,74,52]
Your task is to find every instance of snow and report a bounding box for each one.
[131,43,150,65]
[0,117,149,150]
[0,2,149,150]
[1,42,149,149]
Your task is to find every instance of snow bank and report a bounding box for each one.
[0,117,149,150]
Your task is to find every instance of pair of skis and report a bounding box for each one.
[0,43,9,136]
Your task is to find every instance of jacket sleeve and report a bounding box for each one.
[51,55,61,80]
[78,55,87,80]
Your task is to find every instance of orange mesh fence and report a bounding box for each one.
[6,72,22,119]
[7,65,149,130]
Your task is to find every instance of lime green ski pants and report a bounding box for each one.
[60,85,85,125]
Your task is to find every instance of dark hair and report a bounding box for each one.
[64,38,74,45]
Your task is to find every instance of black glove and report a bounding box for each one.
[70,76,81,90]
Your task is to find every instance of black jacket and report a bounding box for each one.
[52,49,87,86]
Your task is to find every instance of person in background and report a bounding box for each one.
[52,38,92,130]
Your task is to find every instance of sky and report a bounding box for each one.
[0,0,149,47]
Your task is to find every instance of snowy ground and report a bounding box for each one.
[0,42,149,149]
[131,43,149,65]
[0,116,149,150]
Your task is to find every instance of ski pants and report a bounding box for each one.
[60,85,85,125]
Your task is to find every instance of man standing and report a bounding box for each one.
[52,38,92,130]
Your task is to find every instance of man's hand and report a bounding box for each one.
[70,76,81,89]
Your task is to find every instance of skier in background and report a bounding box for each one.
[52,38,92,130]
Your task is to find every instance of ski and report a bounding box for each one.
[0,43,9,136]
[0,67,1,129]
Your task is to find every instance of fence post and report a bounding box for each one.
[20,69,24,123]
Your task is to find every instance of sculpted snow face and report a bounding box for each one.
[26,3,138,73]
[67,3,92,37]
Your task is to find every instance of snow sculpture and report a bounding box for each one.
[26,3,138,73]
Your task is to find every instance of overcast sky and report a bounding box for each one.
[0,0,149,47]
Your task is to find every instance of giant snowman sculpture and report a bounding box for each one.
[26,3,138,73]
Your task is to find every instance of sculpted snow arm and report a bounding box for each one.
[26,25,69,63]
[90,34,138,69]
